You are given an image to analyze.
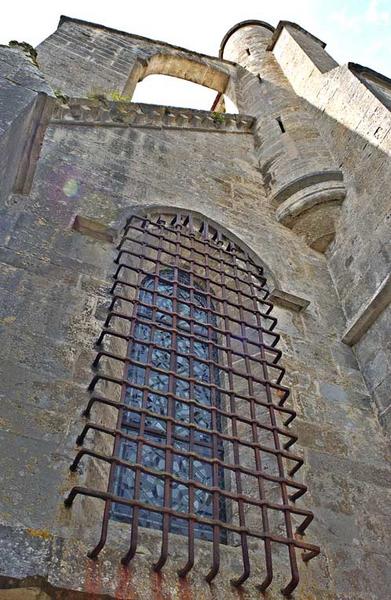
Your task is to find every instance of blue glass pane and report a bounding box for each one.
[154,329,171,348]
[172,452,189,479]
[149,371,169,392]
[194,324,208,337]
[194,488,212,517]
[127,365,145,386]
[178,302,190,318]
[194,340,208,358]
[175,424,189,441]
[142,442,165,473]
[130,342,148,362]
[145,416,166,434]
[178,318,190,332]
[151,348,171,370]
[171,482,188,513]
[178,286,190,300]
[175,401,189,423]
[194,360,210,382]
[125,386,143,407]
[112,439,136,519]
[177,336,190,354]
[146,393,167,416]
[157,311,173,326]
[194,459,212,484]
[194,407,212,430]
[157,294,173,311]
[175,378,190,399]
[140,473,164,506]
[176,355,190,376]
[194,308,208,323]
[134,323,151,341]
[194,384,211,405]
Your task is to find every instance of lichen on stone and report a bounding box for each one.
[8,40,39,67]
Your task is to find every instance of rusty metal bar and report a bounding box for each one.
[65,212,319,592]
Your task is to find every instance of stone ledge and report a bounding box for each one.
[268,288,310,312]
[72,215,117,243]
[342,273,391,346]
[50,99,255,133]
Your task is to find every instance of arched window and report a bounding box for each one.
[66,212,319,595]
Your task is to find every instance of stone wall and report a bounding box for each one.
[0,16,390,600]
[37,18,233,101]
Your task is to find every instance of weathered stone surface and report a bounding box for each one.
[0,14,390,600]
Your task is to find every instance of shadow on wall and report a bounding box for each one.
[234,64,391,423]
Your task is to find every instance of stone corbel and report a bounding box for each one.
[271,171,346,253]
[268,288,310,312]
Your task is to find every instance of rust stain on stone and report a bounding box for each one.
[115,564,138,599]
[150,571,170,600]
[84,559,102,597]
[234,586,249,600]
[177,577,193,600]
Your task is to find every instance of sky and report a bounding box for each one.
[1,0,389,110]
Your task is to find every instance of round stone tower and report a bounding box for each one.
[220,20,346,252]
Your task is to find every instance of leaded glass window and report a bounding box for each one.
[112,269,225,541]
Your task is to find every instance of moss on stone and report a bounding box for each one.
[9,40,38,67]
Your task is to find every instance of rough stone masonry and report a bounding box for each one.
[0,15,390,600]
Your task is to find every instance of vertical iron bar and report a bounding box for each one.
[244,259,299,596]
[217,242,251,586]
[153,219,180,571]
[178,220,196,577]
[122,224,165,565]
[229,248,274,590]
[204,223,222,584]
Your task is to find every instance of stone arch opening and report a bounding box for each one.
[122,53,238,112]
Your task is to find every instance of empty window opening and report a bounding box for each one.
[131,74,219,111]
[276,116,285,133]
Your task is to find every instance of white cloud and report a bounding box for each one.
[366,0,390,24]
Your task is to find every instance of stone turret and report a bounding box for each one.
[220,20,346,252]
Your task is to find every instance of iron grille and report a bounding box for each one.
[65,212,319,595]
